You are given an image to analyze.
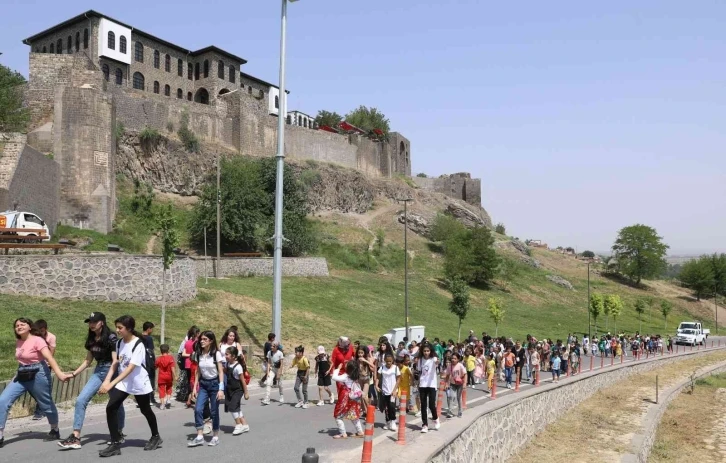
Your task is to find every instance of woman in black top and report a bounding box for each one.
[57,312,126,450]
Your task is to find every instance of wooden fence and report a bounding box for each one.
[0,369,92,412]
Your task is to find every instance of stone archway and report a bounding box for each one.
[218,88,230,96]
[194,88,210,105]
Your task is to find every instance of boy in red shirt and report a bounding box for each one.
[155,344,176,409]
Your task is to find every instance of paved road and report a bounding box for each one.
[2,339,724,462]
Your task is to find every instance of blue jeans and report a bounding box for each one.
[0,364,58,429]
[73,363,125,432]
[505,367,513,386]
[195,378,220,431]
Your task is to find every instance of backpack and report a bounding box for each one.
[348,381,363,401]
[116,338,145,367]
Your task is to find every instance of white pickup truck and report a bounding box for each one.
[0,210,51,241]
[675,321,710,346]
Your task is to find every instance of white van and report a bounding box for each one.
[0,211,51,241]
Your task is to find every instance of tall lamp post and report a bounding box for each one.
[587,261,591,339]
[397,197,413,341]
[271,0,298,343]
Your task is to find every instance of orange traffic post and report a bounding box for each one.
[361,404,376,463]
[698,342,700,351]
[620,353,623,364]
[396,394,407,445]
[515,368,520,392]
[491,378,497,399]
[436,380,445,419]
[462,386,468,410]
[712,340,714,348]
[535,370,540,386]
[600,355,604,369]
[589,355,593,372]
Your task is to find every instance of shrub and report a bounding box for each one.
[178,110,200,153]
[166,121,174,132]
[494,223,506,235]
[114,122,125,141]
[139,127,161,151]
[416,173,428,178]
[299,169,322,189]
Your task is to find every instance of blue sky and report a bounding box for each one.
[2,1,725,254]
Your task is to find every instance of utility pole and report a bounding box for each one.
[204,226,208,285]
[216,152,221,278]
[716,285,719,335]
[587,261,591,339]
[397,197,413,341]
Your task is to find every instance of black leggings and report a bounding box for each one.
[107,388,158,442]
[419,387,438,426]
[379,393,396,422]
[467,370,474,386]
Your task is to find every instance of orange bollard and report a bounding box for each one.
[462,386,467,410]
[620,353,623,364]
[491,378,497,399]
[578,360,582,374]
[361,404,376,463]
[691,344,693,352]
[590,355,593,372]
[397,394,407,445]
[610,355,614,367]
[698,342,700,351]
[712,340,714,348]
[646,350,649,359]
[436,380,445,419]
[600,355,604,369]
[535,369,539,386]
[515,369,520,392]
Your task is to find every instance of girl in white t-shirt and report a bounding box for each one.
[223,346,250,436]
[417,343,440,433]
[376,353,401,431]
[99,315,161,457]
[187,330,225,448]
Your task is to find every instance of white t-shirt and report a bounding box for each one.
[417,357,439,388]
[116,337,152,395]
[229,363,243,380]
[198,350,224,380]
[219,343,240,365]
[378,364,400,395]
[267,350,284,370]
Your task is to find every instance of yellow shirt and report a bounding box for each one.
[291,356,310,371]
[465,355,476,372]
[486,359,496,375]
[398,365,412,397]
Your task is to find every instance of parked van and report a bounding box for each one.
[0,211,51,241]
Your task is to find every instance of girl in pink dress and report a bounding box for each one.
[331,360,363,439]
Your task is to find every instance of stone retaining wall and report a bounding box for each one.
[0,255,196,303]
[428,348,726,463]
[623,359,726,463]
[192,257,329,278]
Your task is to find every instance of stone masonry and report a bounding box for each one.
[413,172,482,207]
[193,257,329,278]
[0,255,196,303]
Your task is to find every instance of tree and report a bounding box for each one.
[634,299,646,332]
[0,64,29,133]
[447,277,470,342]
[494,223,506,235]
[416,173,428,178]
[582,250,595,258]
[443,226,500,287]
[709,253,726,296]
[156,204,179,344]
[607,295,623,332]
[590,293,604,333]
[314,110,342,129]
[488,298,505,337]
[679,257,715,301]
[190,157,315,256]
[603,294,615,331]
[611,224,669,285]
[430,213,466,242]
[645,297,655,322]
[344,105,391,134]
[660,300,672,330]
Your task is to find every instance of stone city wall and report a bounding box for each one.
[427,348,726,463]
[193,257,329,278]
[0,255,197,303]
[413,172,482,207]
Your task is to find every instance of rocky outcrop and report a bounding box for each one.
[397,213,430,236]
[547,274,574,290]
[446,203,489,228]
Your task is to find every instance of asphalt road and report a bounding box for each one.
[2,339,725,463]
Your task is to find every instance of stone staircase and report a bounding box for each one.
[0,133,26,190]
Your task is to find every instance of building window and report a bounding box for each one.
[120,36,127,54]
[203,60,209,78]
[102,64,110,81]
[275,95,279,109]
[178,59,183,77]
[56,39,62,54]
[165,54,171,72]
[188,63,193,80]
[187,92,192,101]
[164,84,170,96]
[154,50,160,69]
[42,46,47,53]
[304,119,308,128]
[107,31,115,50]
[229,66,235,83]
[218,60,225,79]
[177,88,183,99]
[135,42,144,62]
[298,116,302,126]
[195,88,210,105]
[75,32,80,52]
[115,68,123,85]
[153,81,160,94]
[50,43,54,54]
[286,115,292,125]
[83,29,89,49]
[67,36,72,54]
[248,86,252,95]
[133,72,145,90]
[195,63,200,80]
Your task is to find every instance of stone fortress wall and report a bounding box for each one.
[413,172,481,207]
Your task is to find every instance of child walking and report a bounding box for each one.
[529,346,540,384]
[463,347,476,388]
[551,353,561,383]
[331,360,364,439]
[445,353,467,418]
[223,347,250,435]
[486,353,496,392]
[292,346,310,409]
[314,346,334,405]
[474,347,485,385]
[398,354,413,413]
[154,344,176,410]
[376,353,401,431]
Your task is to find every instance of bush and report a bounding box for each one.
[430,214,466,242]
[114,122,125,141]
[166,122,174,132]
[177,110,199,153]
[416,173,428,178]
[130,179,155,219]
[443,226,500,287]
[299,169,322,189]
[494,223,506,235]
[139,127,162,151]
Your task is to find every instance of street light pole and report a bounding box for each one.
[216,152,221,278]
[397,198,412,341]
[272,0,295,342]
[587,261,591,339]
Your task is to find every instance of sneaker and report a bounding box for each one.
[420,425,429,433]
[44,429,61,442]
[58,434,82,450]
[106,432,126,445]
[32,414,44,421]
[203,422,212,435]
[457,412,462,418]
[295,401,304,408]
[99,442,121,457]
[390,421,398,432]
[261,399,270,405]
[232,424,250,435]
[187,436,205,447]
[0,437,4,448]
[414,411,421,418]
[143,435,162,451]
[278,396,285,404]
[302,402,309,409]
[433,419,441,430]
[165,403,171,410]
[207,437,219,447]
[317,401,325,407]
